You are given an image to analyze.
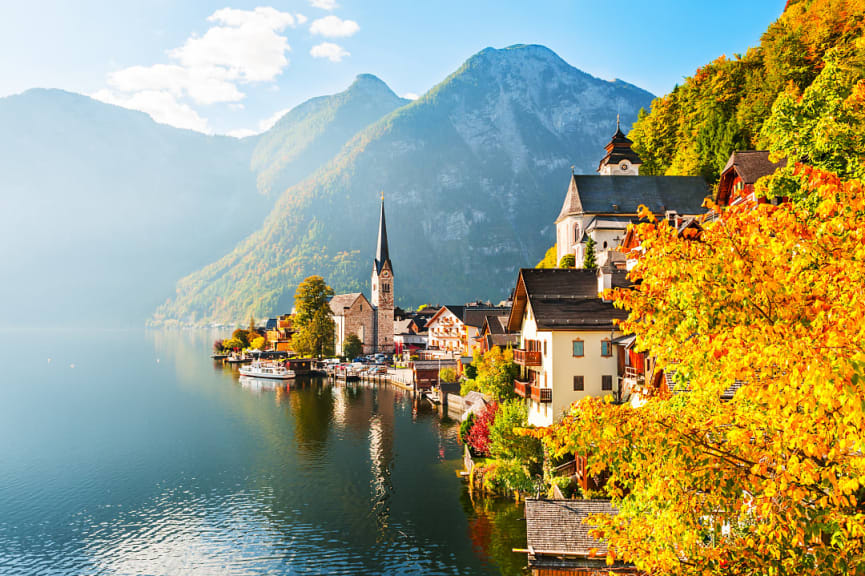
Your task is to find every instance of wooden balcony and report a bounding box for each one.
[514,349,542,366]
[531,385,552,403]
[514,379,529,398]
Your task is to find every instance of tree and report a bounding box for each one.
[461,347,519,401]
[231,328,250,347]
[290,276,335,358]
[536,245,558,268]
[537,168,865,575]
[250,336,266,350]
[466,402,498,457]
[438,367,458,383]
[222,336,244,350]
[558,254,575,268]
[343,333,363,359]
[582,237,597,270]
[489,399,542,471]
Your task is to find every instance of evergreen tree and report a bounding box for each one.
[583,237,598,270]
[343,334,363,359]
[558,254,575,269]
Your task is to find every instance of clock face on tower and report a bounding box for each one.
[620,161,630,171]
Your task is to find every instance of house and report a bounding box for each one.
[331,197,396,356]
[393,318,427,355]
[461,304,512,357]
[716,150,786,207]
[266,314,294,351]
[479,314,519,354]
[507,268,629,427]
[426,305,466,355]
[556,122,709,268]
[522,499,639,575]
[330,292,374,356]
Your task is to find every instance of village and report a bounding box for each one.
[212,120,788,575]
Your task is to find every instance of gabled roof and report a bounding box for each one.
[394,318,417,335]
[462,306,511,329]
[557,175,709,222]
[427,305,466,327]
[482,314,510,335]
[525,499,618,557]
[721,150,786,185]
[507,269,629,332]
[328,293,368,316]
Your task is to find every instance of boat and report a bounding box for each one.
[225,353,252,364]
[210,353,228,360]
[239,360,295,380]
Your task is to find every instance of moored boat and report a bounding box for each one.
[239,360,295,380]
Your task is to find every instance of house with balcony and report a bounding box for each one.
[716,150,786,208]
[426,305,466,355]
[506,268,630,427]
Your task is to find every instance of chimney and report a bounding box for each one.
[597,266,613,301]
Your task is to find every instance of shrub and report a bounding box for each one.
[439,367,458,383]
[489,399,543,474]
[558,254,575,268]
[466,402,498,457]
[459,412,475,446]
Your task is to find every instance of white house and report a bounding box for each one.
[506,268,630,427]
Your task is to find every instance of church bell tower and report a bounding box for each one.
[371,194,394,353]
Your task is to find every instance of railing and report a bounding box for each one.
[531,385,552,403]
[514,379,529,398]
[623,366,645,382]
[514,349,542,366]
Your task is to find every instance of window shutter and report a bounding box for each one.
[602,375,613,390]
[573,375,584,391]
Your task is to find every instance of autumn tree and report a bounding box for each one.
[460,346,519,401]
[537,167,865,575]
[290,276,335,358]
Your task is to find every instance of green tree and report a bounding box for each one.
[439,367,458,383]
[558,254,575,268]
[223,336,244,350]
[461,346,519,401]
[489,399,542,471]
[231,329,250,347]
[290,275,335,358]
[583,237,598,270]
[343,333,363,359]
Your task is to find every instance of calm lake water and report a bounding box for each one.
[0,330,526,575]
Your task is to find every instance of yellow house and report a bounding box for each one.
[506,268,629,427]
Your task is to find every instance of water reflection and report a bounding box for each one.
[0,330,526,575]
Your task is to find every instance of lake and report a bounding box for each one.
[0,329,527,575]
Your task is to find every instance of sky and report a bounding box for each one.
[0,0,787,136]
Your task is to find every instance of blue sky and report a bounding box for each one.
[0,0,786,135]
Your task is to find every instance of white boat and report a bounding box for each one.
[239,361,295,380]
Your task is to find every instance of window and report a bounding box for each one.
[383,283,390,293]
[573,375,584,391]
[572,340,584,357]
[602,375,613,391]
[543,340,547,356]
[601,340,612,357]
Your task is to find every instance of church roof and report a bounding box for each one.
[556,175,709,222]
[374,199,392,274]
[329,293,367,316]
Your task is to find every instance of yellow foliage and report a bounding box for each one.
[539,166,865,575]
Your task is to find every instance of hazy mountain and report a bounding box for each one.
[154,44,654,326]
[0,78,404,327]
[251,74,410,196]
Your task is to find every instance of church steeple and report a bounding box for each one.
[374,195,392,274]
[597,116,642,176]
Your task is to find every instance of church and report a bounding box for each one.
[330,198,395,356]
[555,118,709,268]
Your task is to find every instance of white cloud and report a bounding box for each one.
[310,42,350,63]
[258,108,291,131]
[310,15,359,38]
[98,6,299,132]
[92,89,211,133]
[226,128,258,138]
[402,92,419,100]
[309,0,338,10]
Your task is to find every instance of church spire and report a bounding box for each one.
[374,195,391,274]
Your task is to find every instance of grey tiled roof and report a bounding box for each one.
[525,499,617,556]
[328,293,364,315]
[557,175,709,221]
[462,306,511,328]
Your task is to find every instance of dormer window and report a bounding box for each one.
[665,210,678,227]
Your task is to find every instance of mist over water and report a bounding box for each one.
[0,330,525,575]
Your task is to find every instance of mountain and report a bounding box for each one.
[0,78,404,327]
[153,44,655,326]
[251,74,410,196]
